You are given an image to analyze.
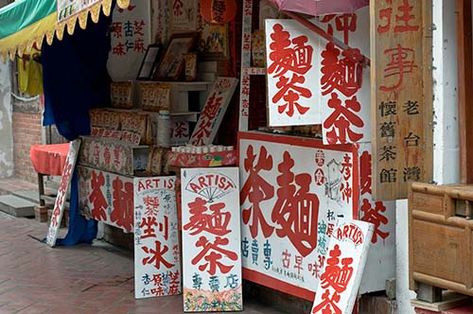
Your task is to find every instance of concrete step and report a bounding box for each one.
[11,190,55,207]
[0,195,36,217]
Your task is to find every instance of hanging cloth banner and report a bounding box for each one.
[0,0,130,61]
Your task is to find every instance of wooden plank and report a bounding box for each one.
[371,0,434,200]
[411,291,470,311]
[457,0,473,184]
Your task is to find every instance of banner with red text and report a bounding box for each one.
[311,219,373,314]
[134,176,181,299]
[239,131,358,300]
[181,167,242,312]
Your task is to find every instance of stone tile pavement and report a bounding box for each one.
[0,212,286,314]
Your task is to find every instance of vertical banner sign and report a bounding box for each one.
[238,0,253,131]
[371,0,433,200]
[265,20,322,127]
[239,131,358,301]
[358,143,395,294]
[108,1,152,81]
[311,220,374,314]
[134,176,181,299]
[46,140,81,247]
[189,77,238,146]
[181,168,242,312]
[317,8,371,145]
[56,0,100,22]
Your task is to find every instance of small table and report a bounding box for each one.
[30,143,69,206]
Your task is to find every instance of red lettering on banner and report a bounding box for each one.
[89,171,107,221]
[320,14,357,45]
[380,44,417,92]
[361,199,389,244]
[183,198,231,236]
[192,92,223,145]
[241,146,275,238]
[191,236,238,275]
[142,240,174,269]
[272,152,319,257]
[360,151,372,195]
[111,177,134,232]
[377,0,419,34]
[268,24,313,117]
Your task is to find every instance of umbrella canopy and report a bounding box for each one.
[270,0,369,15]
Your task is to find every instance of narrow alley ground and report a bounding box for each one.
[0,211,285,314]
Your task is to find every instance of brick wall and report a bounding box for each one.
[12,99,43,183]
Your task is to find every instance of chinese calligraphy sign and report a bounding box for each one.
[181,168,242,312]
[311,220,373,314]
[46,140,81,247]
[265,20,322,127]
[134,176,181,299]
[190,77,238,146]
[239,131,358,300]
[371,0,433,200]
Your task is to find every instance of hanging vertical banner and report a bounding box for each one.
[46,139,81,247]
[189,77,238,146]
[371,0,433,200]
[170,0,198,32]
[265,19,322,127]
[238,0,253,131]
[357,143,395,293]
[311,220,373,314]
[134,176,181,299]
[239,131,358,301]
[181,167,243,312]
[108,1,152,81]
[317,8,371,145]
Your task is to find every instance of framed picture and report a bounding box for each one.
[137,44,161,80]
[199,24,229,60]
[154,32,199,81]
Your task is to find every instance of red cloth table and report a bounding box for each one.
[30,143,69,176]
[30,143,69,207]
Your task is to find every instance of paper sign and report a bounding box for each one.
[311,220,373,314]
[181,167,243,312]
[189,77,238,146]
[239,131,358,301]
[46,139,81,247]
[134,176,181,299]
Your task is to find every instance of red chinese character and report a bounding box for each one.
[191,236,238,275]
[360,151,372,195]
[103,147,111,165]
[314,168,326,186]
[191,119,211,146]
[268,24,313,117]
[315,150,325,167]
[89,171,107,221]
[140,217,158,239]
[202,92,223,120]
[323,93,364,144]
[113,42,126,56]
[134,20,145,36]
[321,43,363,98]
[51,194,64,227]
[134,38,145,53]
[320,244,354,292]
[183,198,231,236]
[361,199,389,243]
[312,290,342,314]
[171,121,189,139]
[113,146,122,170]
[142,240,174,270]
[377,0,419,34]
[92,144,100,164]
[341,182,352,203]
[110,22,122,38]
[341,154,352,181]
[272,152,319,257]
[241,146,275,238]
[169,271,180,295]
[143,196,160,216]
[320,14,357,45]
[380,44,417,92]
[111,177,133,232]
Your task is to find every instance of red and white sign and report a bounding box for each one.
[239,131,358,301]
[134,176,181,299]
[190,77,238,146]
[265,19,322,127]
[358,143,395,293]
[311,220,373,314]
[78,167,134,233]
[170,120,190,146]
[181,167,242,312]
[46,139,81,247]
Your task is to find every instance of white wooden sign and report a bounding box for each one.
[107,2,152,81]
[311,219,373,314]
[181,167,243,312]
[189,77,238,146]
[358,143,395,294]
[266,19,322,127]
[57,0,100,22]
[46,139,81,247]
[134,176,181,299]
[239,131,358,301]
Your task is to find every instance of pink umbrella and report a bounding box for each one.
[270,0,369,16]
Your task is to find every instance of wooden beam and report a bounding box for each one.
[457,0,473,183]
